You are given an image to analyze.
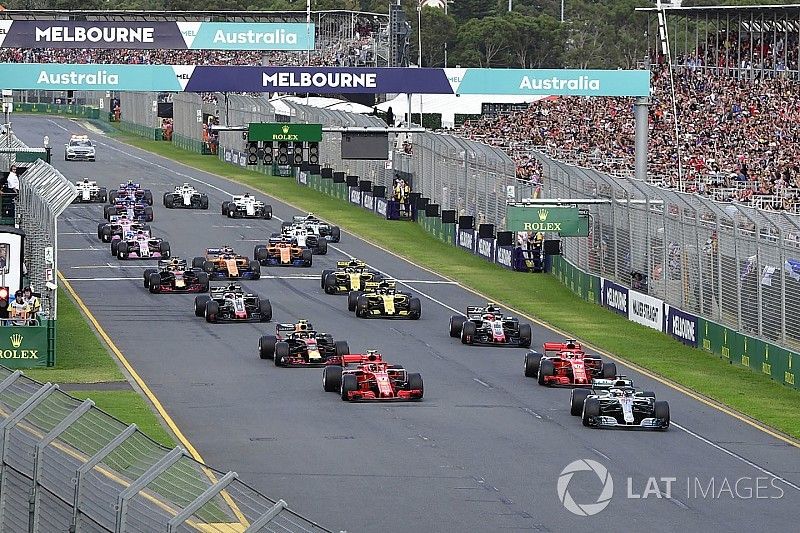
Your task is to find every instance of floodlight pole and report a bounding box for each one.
[306,0,311,66]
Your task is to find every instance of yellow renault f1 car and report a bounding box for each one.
[321,260,382,294]
[348,280,421,320]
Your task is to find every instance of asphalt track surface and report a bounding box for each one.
[17,115,800,532]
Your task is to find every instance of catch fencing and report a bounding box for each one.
[535,149,800,349]
[0,365,330,532]
[119,92,161,140]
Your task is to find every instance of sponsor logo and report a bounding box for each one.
[477,239,493,259]
[458,230,474,250]
[632,300,659,323]
[11,333,22,348]
[213,29,297,45]
[35,26,155,43]
[270,124,299,141]
[519,75,600,91]
[349,188,360,204]
[362,194,373,210]
[1,333,40,360]
[262,71,377,89]
[376,199,387,216]
[497,246,512,267]
[670,314,696,343]
[38,70,118,85]
[557,459,613,516]
[605,286,627,314]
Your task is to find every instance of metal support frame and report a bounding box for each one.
[243,500,287,532]
[0,371,22,394]
[71,424,138,532]
[166,471,238,533]
[30,399,94,533]
[634,97,650,183]
[114,447,185,533]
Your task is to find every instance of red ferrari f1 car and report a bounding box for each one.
[524,339,617,387]
[322,351,424,402]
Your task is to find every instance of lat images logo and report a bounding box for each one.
[557,459,614,516]
[10,333,22,348]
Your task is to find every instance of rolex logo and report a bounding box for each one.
[282,125,290,134]
[538,208,549,222]
[10,333,22,348]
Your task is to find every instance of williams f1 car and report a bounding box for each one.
[524,340,617,387]
[72,178,107,203]
[193,246,261,280]
[163,183,209,209]
[221,193,272,219]
[259,320,350,367]
[569,380,670,430]
[283,213,340,242]
[449,304,532,347]
[254,237,313,267]
[115,231,170,260]
[321,260,382,294]
[349,281,421,319]
[278,224,327,254]
[143,258,210,293]
[322,351,423,401]
[194,284,272,323]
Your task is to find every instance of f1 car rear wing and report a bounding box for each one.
[210,284,244,296]
[341,353,385,366]
[276,323,298,333]
[336,260,366,269]
[364,280,396,292]
[206,247,237,255]
[543,341,583,353]
[158,258,187,270]
[592,376,634,389]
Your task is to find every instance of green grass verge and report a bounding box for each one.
[112,129,800,440]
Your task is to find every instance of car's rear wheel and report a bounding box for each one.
[116,242,129,260]
[254,245,267,262]
[341,374,358,401]
[461,321,476,345]
[301,249,313,266]
[407,373,424,398]
[449,315,465,338]
[203,260,214,273]
[524,351,542,378]
[519,324,532,348]
[221,201,230,215]
[200,195,209,209]
[164,194,174,208]
[143,269,157,288]
[654,401,670,429]
[204,300,219,323]
[249,260,261,280]
[409,298,421,320]
[97,187,107,202]
[538,359,555,386]
[348,291,362,312]
[107,190,116,204]
[192,256,205,269]
[355,294,369,318]
[143,190,153,205]
[159,241,171,258]
[582,398,600,427]
[334,340,350,357]
[194,295,211,317]
[323,366,343,392]
[144,206,154,222]
[570,389,591,416]
[330,226,341,242]
[274,341,289,366]
[602,362,617,379]
[263,205,272,220]
[259,335,276,360]
[196,271,209,292]
[148,272,161,293]
[316,239,327,255]
[259,298,272,322]
[320,269,333,289]
[323,272,337,294]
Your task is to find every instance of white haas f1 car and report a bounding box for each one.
[115,230,170,260]
[277,224,327,254]
[221,193,272,219]
[449,304,532,347]
[194,284,272,323]
[282,213,340,242]
[570,378,670,431]
[163,183,209,209]
[72,178,107,203]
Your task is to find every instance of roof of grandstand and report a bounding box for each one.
[636,3,800,14]
[0,9,388,20]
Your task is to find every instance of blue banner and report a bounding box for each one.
[601,278,629,316]
[0,63,184,91]
[457,228,476,253]
[665,305,698,347]
[496,246,514,269]
[476,237,495,262]
[451,68,650,97]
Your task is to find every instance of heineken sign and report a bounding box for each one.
[248,122,322,142]
[506,206,588,236]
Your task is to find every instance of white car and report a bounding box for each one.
[282,213,340,242]
[163,183,209,209]
[72,178,107,203]
[279,224,327,254]
[65,135,96,161]
[221,193,272,219]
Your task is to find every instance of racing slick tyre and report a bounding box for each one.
[355,294,369,318]
[204,300,219,323]
[144,206,154,222]
[348,291,363,312]
[409,297,422,320]
[259,335,277,360]
[449,315,465,338]
[259,298,272,322]
[103,205,116,219]
[221,201,230,216]
[323,366,343,392]
[274,341,289,366]
[107,190,117,203]
[194,295,211,317]
[330,226,341,243]
[654,401,670,429]
[249,260,261,280]
[323,273,337,294]
[406,373,424,398]
[461,320,477,345]
[164,194,174,208]
[97,223,105,240]
[97,187,107,202]
[192,256,206,269]
[263,205,272,220]
[143,269,157,288]
[148,272,162,293]
[196,271,210,292]
[140,224,152,234]
[143,190,153,206]
[641,391,656,399]
[101,225,113,243]
[110,240,120,257]
[200,195,209,209]
[254,245,268,262]
[582,398,600,427]
[340,374,358,401]
[334,340,350,357]
[602,362,617,379]
[571,389,591,416]
[321,269,333,290]
[538,359,555,386]
[518,324,532,348]
[301,249,313,267]
[159,241,171,258]
[316,239,328,255]
[203,260,215,274]
[524,351,542,378]
[116,242,129,260]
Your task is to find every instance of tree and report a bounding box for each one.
[450,0,496,22]
[454,16,514,67]
[415,5,456,67]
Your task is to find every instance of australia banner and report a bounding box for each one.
[0,20,315,50]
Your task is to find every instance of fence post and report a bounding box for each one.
[243,500,287,532]
[166,471,238,533]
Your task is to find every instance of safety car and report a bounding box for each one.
[192,246,261,280]
[322,351,424,402]
[449,304,532,347]
[221,193,272,219]
[321,260,382,294]
[254,237,312,267]
[163,183,209,209]
[349,280,421,319]
[569,380,670,430]
[258,320,350,367]
[64,135,96,161]
[143,258,210,293]
[193,284,272,323]
[72,178,107,203]
[115,230,170,260]
[524,340,617,387]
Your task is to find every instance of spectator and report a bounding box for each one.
[5,165,19,194]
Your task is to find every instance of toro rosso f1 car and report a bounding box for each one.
[193,246,261,280]
[322,351,423,402]
[449,304,532,347]
[258,320,350,367]
[73,178,107,203]
[569,379,670,430]
[143,258,209,293]
[193,284,272,323]
[221,193,272,219]
[108,180,154,205]
[321,260,382,294]
[283,213,340,242]
[349,281,421,319]
[163,183,209,209]
[115,231,170,260]
[254,237,313,267]
[524,340,617,387]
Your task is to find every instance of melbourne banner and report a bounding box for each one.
[0,20,315,50]
[665,305,698,347]
[0,64,650,96]
[601,278,629,316]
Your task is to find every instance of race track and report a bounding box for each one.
[17,115,800,532]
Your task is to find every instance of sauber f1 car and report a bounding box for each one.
[321,260,382,295]
[283,213,341,242]
[163,183,209,209]
[72,178,107,203]
[524,340,616,387]
[108,180,154,205]
[449,304,532,347]
[322,351,423,402]
[569,379,670,430]
[348,281,421,319]
[192,246,261,280]
[254,237,313,267]
[194,284,272,323]
[143,258,210,293]
[277,224,327,254]
[115,231,170,260]
[258,320,350,367]
[221,193,272,219]
[104,198,154,222]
